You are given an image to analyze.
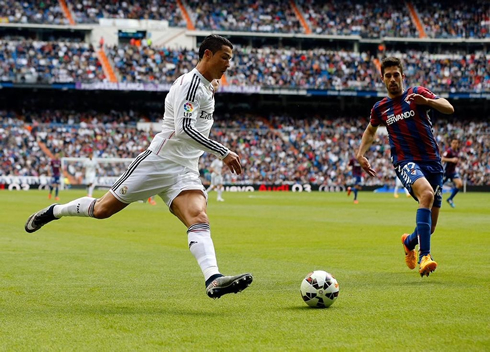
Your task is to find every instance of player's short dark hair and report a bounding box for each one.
[381,57,404,76]
[198,34,233,60]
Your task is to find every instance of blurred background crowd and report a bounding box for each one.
[2,110,488,186]
[0,0,488,188]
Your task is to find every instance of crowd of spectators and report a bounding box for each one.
[0,40,104,83]
[0,0,68,24]
[187,0,303,33]
[67,0,185,26]
[105,44,196,83]
[416,0,490,39]
[2,40,488,93]
[106,45,490,93]
[389,49,490,93]
[298,0,417,38]
[2,110,488,187]
[1,0,488,39]
[227,47,378,90]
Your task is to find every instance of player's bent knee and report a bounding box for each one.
[418,189,434,206]
[191,211,208,224]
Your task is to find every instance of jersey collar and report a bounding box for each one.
[192,68,212,87]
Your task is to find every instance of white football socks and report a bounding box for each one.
[87,184,96,197]
[187,223,220,281]
[53,197,97,218]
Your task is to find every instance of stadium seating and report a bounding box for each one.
[0,0,68,25]
[0,40,105,83]
[1,112,488,186]
[68,0,185,26]
[1,1,488,187]
[2,41,488,93]
[1,0,487,38]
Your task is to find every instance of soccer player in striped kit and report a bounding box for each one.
[48,153,61,201]
[346,156,363,204]
[442,138,462,208]
[356,57,454,277]
[25,35,253,298]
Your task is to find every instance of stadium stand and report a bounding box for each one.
[0,0,68,25]
[1,111,488,186]
[0,40,105,83]
[1,40,488,93]
[0,0,489,190]
[1,0,488,38]
[68,0,185,26]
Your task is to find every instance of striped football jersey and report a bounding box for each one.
[370,86,441,165]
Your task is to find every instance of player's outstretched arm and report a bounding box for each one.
[356,123,378,177]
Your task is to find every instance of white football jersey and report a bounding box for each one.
[210,158,224,175]
[149,68,229,172]
[83,158,98,177]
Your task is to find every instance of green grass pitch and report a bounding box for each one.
[1,190,489,351]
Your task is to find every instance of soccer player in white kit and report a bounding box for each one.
[207,158,225,201]
[83,151,98,197]
[25,35,253,299]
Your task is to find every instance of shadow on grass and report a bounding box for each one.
[4,304,231,317]
[283,305,342,311]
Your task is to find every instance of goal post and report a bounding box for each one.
[60,157,133,191]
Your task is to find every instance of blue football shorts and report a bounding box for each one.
[443,172,461,184]
[51,175,60,185]
[354,175,362,186]
[394,161,443,208]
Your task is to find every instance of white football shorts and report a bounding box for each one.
[85,172,96,184]
[211,173,223,186]
[110,150,207,209]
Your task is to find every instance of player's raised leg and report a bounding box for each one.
[25,192,128,233]
[171,190,252,299]
[446,177,462,208]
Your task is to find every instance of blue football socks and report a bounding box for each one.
[448,187,459,201]
[405,227,418,250]
[416,208,432,260]
[353,188,358,200]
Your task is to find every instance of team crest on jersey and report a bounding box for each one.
[120,186,128,195]
[183,102,194,113]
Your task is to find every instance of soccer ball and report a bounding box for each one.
[300,270,339,308]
